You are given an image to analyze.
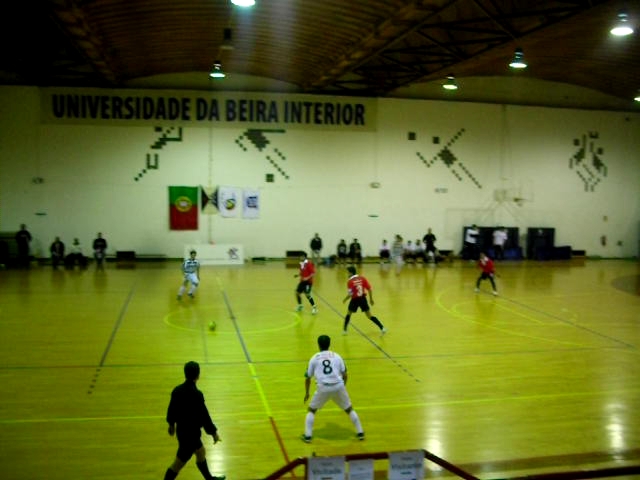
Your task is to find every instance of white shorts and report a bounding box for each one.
[184,273,199,285]
[309,382,352,410]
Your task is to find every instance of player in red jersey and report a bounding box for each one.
[342,266,386,335]
[295,252,318,314]
[475,252,498,295]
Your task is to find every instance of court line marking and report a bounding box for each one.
[163,306,302,334]
[316,291,422,383]
[216,276,294,474]
[500,294,637,349]
[4,385,639,424]
[87,284,136,395]
[436,288,635,349]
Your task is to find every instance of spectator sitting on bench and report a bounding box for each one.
[66,238,88,269]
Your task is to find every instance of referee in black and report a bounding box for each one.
[164,361,225,480]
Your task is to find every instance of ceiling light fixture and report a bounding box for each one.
[442,74,458,90]
[610,11,634,36]
[509,47,528,69]
[231,0,255,7]
[209,61,225,79]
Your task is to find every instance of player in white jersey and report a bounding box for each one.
[177,250,200,300]
[301,335,364,443]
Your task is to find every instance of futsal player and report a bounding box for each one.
[301,335,365,443]
[294,252,318,314]
[178,250,200,300]
[343,265,386,335]
[475,252,498,295]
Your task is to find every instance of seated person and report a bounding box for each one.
[50,236,65,269]
[336,239,348,265]
[413,238,425,263]
[65,238,87,268]
[403,240,416,263]
[379,240,390,264]
[349,239,362,264]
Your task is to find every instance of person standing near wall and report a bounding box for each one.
[309,233,323,267]
[93,232,108,270]
[492,227,508,260]
[15,224,32,268]
[301,334,365,443]
[464,224,479,260]
[164,361,225,480]
[423,228,437,263]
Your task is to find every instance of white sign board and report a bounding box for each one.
[348,458,374,480]
[307,455,345,480]
[388,451,424,480]
[184,244,244,265]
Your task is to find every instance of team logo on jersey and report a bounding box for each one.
[174,196,193,212]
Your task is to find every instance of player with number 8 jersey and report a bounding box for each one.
[301,335,365,443]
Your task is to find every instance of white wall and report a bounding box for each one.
[1,86,639,259]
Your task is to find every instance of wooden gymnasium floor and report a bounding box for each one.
[0,258,639,480]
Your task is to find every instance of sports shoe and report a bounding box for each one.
[212,476,226,480]
[295,304,303,312]
[357,432,365,441]
[492,291,498,296]
[312,306,318,315]
[474,288,479,293]
[381,327,387,335]
[177,294,182,301]
[342,330,348,335]
[300,434,312,443]
[188,293,194,298]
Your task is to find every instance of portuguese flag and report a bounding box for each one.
[169,186,198,230]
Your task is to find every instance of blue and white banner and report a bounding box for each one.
[218,186,241,218]
[243,189,260,219]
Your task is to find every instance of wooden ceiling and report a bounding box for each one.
[2,0,639,110]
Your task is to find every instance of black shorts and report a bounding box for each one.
[296,281,312,294]
[348,297,369,313]
[176,436,203,462]
[480,272,494,280]
[380,250,390,259]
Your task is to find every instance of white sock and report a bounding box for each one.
[349,410,363,434]
[304,412,315,437]
[178,286,185,296]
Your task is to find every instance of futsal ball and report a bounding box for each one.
[208,321,217,331]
